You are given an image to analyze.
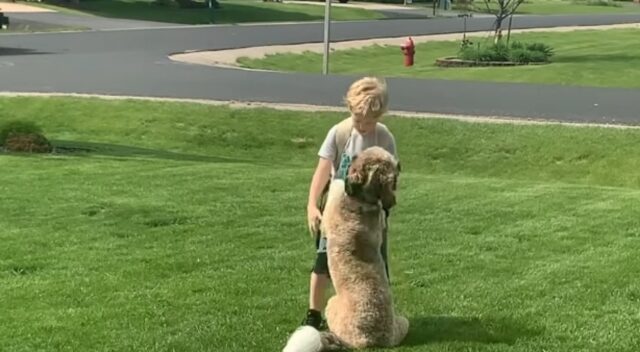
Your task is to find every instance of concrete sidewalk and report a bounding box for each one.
[284,0,413,10]
[283,0,468,19]
[0,1,183,31]
[0,2,55,13]
[6,12,184,30]
[170,23,640,69]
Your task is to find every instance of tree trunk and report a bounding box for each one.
[506,14,514,46]
[494,16,504,43]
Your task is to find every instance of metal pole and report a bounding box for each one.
[463,15,467,41]
[506,14,514,46]
[208,0,214,24]
[322,0,332,75]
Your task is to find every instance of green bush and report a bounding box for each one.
[0,120,52,153]
[295,0,433,3]
[154,0,175,6]
[574,0,623,7]
[509,48,547,63]
[492,42,511,61]
[526,42,555,58]
[0,120,44,145]
[3,133,53,153]
[477,46,502,61]
[457,40,554,64]
[510,41,524,50]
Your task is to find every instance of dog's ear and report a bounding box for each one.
[378,168,397,210]
[380,183,396,209]
[346,156,365,185]
[344,176,360,196]
[345,155,367,196]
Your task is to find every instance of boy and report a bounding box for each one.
[302,76,399,329]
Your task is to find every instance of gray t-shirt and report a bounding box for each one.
[318,121,398,178]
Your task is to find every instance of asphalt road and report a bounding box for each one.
[1,13,640,124]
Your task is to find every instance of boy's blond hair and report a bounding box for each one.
[345,77,389,120]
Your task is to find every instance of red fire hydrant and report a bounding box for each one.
[400,37,415,67]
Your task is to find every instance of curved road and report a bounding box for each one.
[1,14,640,124]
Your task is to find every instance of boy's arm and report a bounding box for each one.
[307,126,338,235]
[387,131,399,163]
[307,158,333,209]
[306,158,332,235]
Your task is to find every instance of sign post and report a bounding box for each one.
[322,0,332,75]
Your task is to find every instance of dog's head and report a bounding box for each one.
[345,146,400,210]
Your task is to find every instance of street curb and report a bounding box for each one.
[1,91,637,129]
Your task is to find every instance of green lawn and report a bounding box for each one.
[2,96,640,351]
[239,28,640,89]
[451,0,640,14]
[31,0,383,24]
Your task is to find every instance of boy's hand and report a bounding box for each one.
[307,205,322,237]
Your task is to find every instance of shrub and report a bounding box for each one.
[0,120,52,153]
[459,46,477,61]
[510,41,525,50]
[175,0,208,8]
[0,120,44,145]
[575,0,623,7]
[154,0,217,8]
[294,0,434,3]
[526,42,555,58]
[154,0,175,6]
[492,42,511,61]
[457,41,554,64]
[509,48,547,63]
[4,133,53,153]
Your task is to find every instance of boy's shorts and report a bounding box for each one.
[311,209,390,280]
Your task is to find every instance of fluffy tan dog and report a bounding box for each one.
[283,146,408,352]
